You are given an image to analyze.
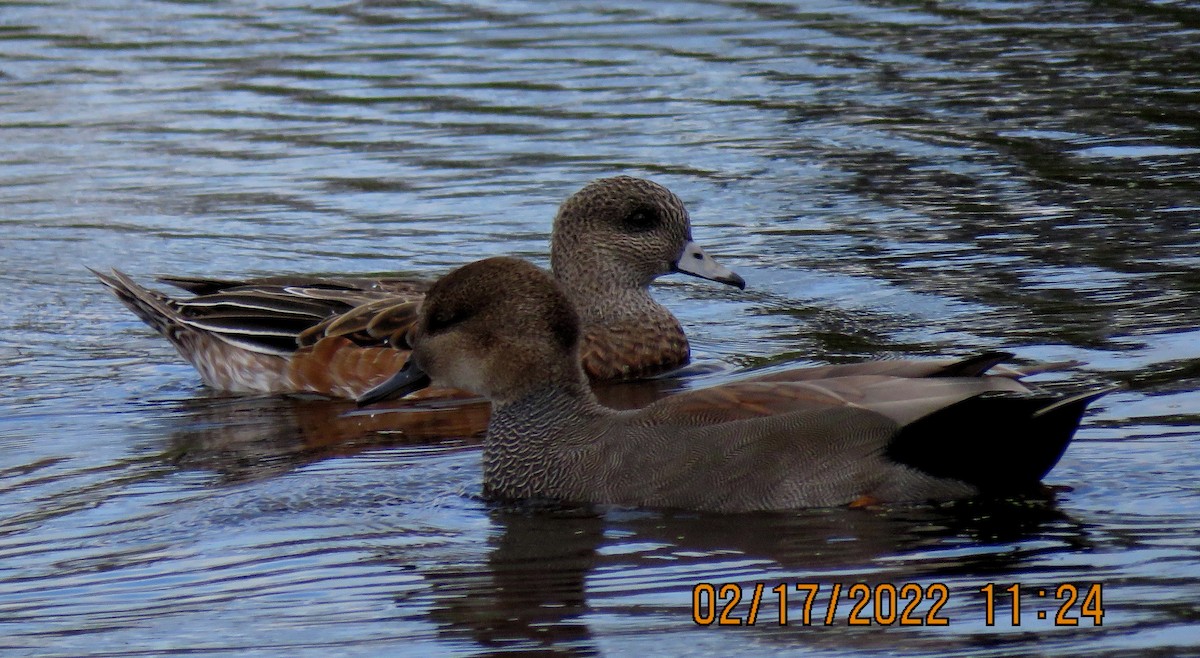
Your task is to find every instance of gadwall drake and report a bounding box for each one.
[92,177,744,399]
[366,257,1114,512]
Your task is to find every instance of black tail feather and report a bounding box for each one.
[885,386,1118,490]
[155,274,243,295]
[930,351,1014,378]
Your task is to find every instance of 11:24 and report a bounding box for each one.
[979,583,1104,626]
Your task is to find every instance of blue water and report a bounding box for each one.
[2,1,1198,655]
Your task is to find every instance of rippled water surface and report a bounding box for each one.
[3,1,1199,656]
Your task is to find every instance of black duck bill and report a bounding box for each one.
[357,360,432,406]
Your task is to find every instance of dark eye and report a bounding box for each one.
[622,205,660,232]
[424,305,469,335]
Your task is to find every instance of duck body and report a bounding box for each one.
[374,256,1114,512]
[93,177,744,399]
[483,376,1103,512]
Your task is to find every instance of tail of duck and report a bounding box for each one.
[90,268,304,393]
[886,386,1119,491]
[927,351,1014,377]
[929,350,1084,379]
[90,268,187,344]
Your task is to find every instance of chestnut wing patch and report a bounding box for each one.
[637,382,852,425]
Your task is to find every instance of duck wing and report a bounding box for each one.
[95,268,428,357]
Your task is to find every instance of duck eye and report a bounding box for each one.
[425,306,469,335]
[622,205,660,232]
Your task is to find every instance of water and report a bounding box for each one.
[2,1,1199,655]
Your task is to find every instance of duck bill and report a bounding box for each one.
[356,359,432,406]
[672,241,746,290]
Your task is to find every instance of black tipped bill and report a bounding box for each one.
[673,241,746,290]
[356,359,432,407]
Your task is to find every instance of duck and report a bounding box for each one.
[361,256,1115,512]
[92,176,746,399]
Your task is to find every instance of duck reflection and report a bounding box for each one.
[414,493,1086,655]
[162,375,695,481]
[423,505,605,656]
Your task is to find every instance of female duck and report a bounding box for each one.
[93,177,744,399]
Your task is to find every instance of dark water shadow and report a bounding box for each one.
[162,394,487,482]
[408,492,1085,655]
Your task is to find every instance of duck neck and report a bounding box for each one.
[555,264,684,337]
[554,263,690,380]
[484,379,610,500]
[551,242,650,317]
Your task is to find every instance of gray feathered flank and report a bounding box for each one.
[385,256,1115,513]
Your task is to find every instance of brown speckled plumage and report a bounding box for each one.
[580,323,689,382]
[92,176,743,398]
[395,257,1115,512]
